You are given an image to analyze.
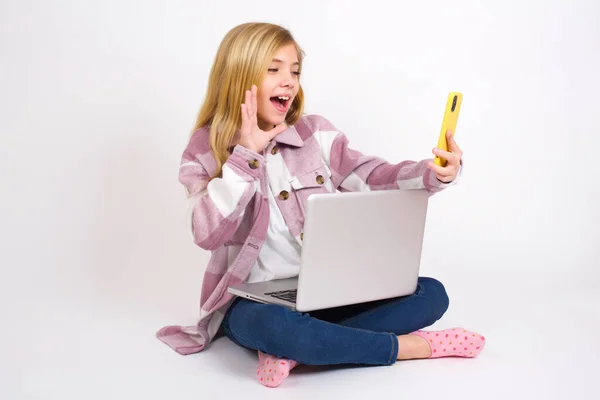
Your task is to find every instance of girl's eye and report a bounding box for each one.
[268,68,300,76]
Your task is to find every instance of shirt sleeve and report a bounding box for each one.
[310,115,462,194]
[179,144,265,250]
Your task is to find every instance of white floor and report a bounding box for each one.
[3,267,599,400]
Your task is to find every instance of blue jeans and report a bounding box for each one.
[221,277,449,366]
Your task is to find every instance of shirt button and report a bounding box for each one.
[271,146,279,155]
[300,232,304,241]
[248,159,259,169]
[279,190,289,200]
[316,175,325,185]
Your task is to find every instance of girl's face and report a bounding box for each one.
[256,43,300,131]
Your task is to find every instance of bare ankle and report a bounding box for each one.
[396,334,432,360]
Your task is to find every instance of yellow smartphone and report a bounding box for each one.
[434,92,462,167]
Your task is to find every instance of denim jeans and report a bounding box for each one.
[221,277,449,366]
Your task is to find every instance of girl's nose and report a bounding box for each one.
[281,79,294,89]
[281,73,296,88]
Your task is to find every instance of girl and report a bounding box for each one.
[157,22,485,388]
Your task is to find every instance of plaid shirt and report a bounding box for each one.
[156,114,459,354]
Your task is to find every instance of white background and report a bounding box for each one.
[1,0,598,399]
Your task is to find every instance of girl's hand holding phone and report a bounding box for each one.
[427,129,463,183]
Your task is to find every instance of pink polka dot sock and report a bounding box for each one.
[409,328,486,358]
[256,351,299,388]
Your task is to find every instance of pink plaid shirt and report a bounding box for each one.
[156,114,459,354]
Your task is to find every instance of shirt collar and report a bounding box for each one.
[274,125,304,147]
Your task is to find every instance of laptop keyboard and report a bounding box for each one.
[265,289,297,303]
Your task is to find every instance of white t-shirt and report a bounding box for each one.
[246,184,302,283]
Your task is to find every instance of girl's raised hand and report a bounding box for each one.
[238,85,288,153]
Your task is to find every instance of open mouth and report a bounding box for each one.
[270,96,291,113]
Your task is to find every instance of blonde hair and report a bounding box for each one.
[194,22,305,180]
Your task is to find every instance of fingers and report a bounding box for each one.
[429,140,461,182]
[266,123,288,140]
[436,175,455,183]
[240,104,250,139]
[251,85,258,116]
[427,162,455,182]
[446,129,463,157]
[427,162,449,176]
[432,147,459,166]
[240,103,247,122]
[241,85,258,124]
[241,86,257,132]
[244,89,252,120]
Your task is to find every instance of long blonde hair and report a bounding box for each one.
[194,22,305,180]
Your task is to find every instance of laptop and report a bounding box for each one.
[227,188,430,312]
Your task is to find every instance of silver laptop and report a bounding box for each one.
[227,188,429,312]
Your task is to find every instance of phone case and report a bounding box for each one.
[434,92,462,167]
